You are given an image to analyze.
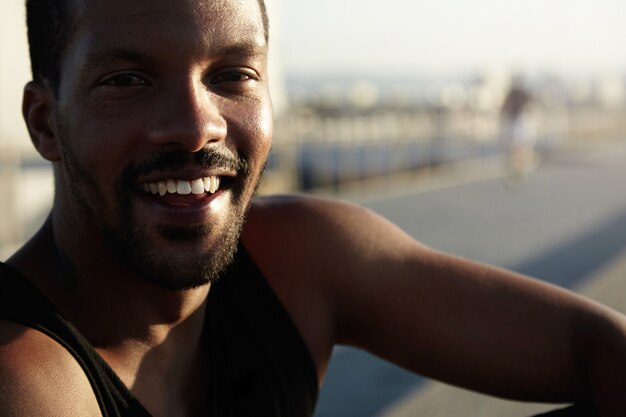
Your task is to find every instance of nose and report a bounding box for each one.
[146,79,227,151]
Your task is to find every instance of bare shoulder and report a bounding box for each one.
[0,321,101,417]
[245,193,357,229]
[244,193,419,253]
[241,194,427,376]
[243,194,428,286]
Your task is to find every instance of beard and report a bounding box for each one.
[105,206,246,290]
[57,122,261,290]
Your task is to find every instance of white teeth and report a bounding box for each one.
[143,176,221,196]
[158,181,167,196]
[210,177,219,193]
[190,178,205,195]
[166,179,176,193]
[176,180,192,195]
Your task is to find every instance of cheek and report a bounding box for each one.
[67,109,142,170]
[254,105,273,156]
[61,100,130,158]
[227,102,273,163]
[70,130,129,178]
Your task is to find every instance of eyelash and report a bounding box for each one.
[98,69,258,88]
[210,70,257,84]
[99,73,150,87]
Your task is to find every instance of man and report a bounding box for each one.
[501,74,538,182]
[0,0,625,416]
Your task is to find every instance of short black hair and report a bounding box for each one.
[26,0,77,94]
[25,0,269,95]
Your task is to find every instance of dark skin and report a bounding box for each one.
[2,0,626,416]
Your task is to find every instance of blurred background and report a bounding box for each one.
[2,1,626,416]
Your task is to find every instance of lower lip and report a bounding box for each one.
[134,189,229,224]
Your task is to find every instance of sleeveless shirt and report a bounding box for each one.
[0,246,318,416]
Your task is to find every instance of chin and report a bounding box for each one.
[103,214,243,290]
[127,236,239,290]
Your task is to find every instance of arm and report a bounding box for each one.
[0,322,102,417]
[244,195,626,414]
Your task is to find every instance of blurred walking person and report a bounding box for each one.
[501,74,539,183]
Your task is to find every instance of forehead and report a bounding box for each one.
[70,0,266,55]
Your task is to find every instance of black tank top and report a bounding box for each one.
[0,246,318,416]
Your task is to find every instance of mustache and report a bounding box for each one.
[126,148,249,180]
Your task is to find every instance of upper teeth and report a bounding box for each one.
[142,176,220,196]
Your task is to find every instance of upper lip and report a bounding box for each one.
[135,168,237,184]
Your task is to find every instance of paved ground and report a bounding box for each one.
[314,139,626,417]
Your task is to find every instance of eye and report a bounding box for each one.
[99,73,151,87]
[210,70,257,85]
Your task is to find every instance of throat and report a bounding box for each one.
[98,326,209,417]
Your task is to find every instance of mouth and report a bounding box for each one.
[132,171,237,225]
[141,175,225,197]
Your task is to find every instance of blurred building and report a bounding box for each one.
[265,0,289,117]
[1,2,31,150]
[0,3,39,257]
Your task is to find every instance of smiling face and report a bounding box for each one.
[48,0,272,288]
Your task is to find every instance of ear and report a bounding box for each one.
[22,81,62,162]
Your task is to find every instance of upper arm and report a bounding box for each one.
[243,195,626,404]
[243,195,445,379]
[0,322,102,417]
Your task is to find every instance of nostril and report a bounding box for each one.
[146,89,227,150]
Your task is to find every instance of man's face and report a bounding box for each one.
[52,0,272,288]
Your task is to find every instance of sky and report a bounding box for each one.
[275,0,626,78]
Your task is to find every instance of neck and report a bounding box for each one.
[9,214,211,347]
[9,214,212,416]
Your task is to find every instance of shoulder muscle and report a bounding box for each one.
[242,195,423,374]
[0,321,101,417]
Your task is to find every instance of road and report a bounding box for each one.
[313,139,626,417]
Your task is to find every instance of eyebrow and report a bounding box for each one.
[213,40,268,59]
[82,40,267,72]
[82,48,154,74]
[196,38,269,65]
